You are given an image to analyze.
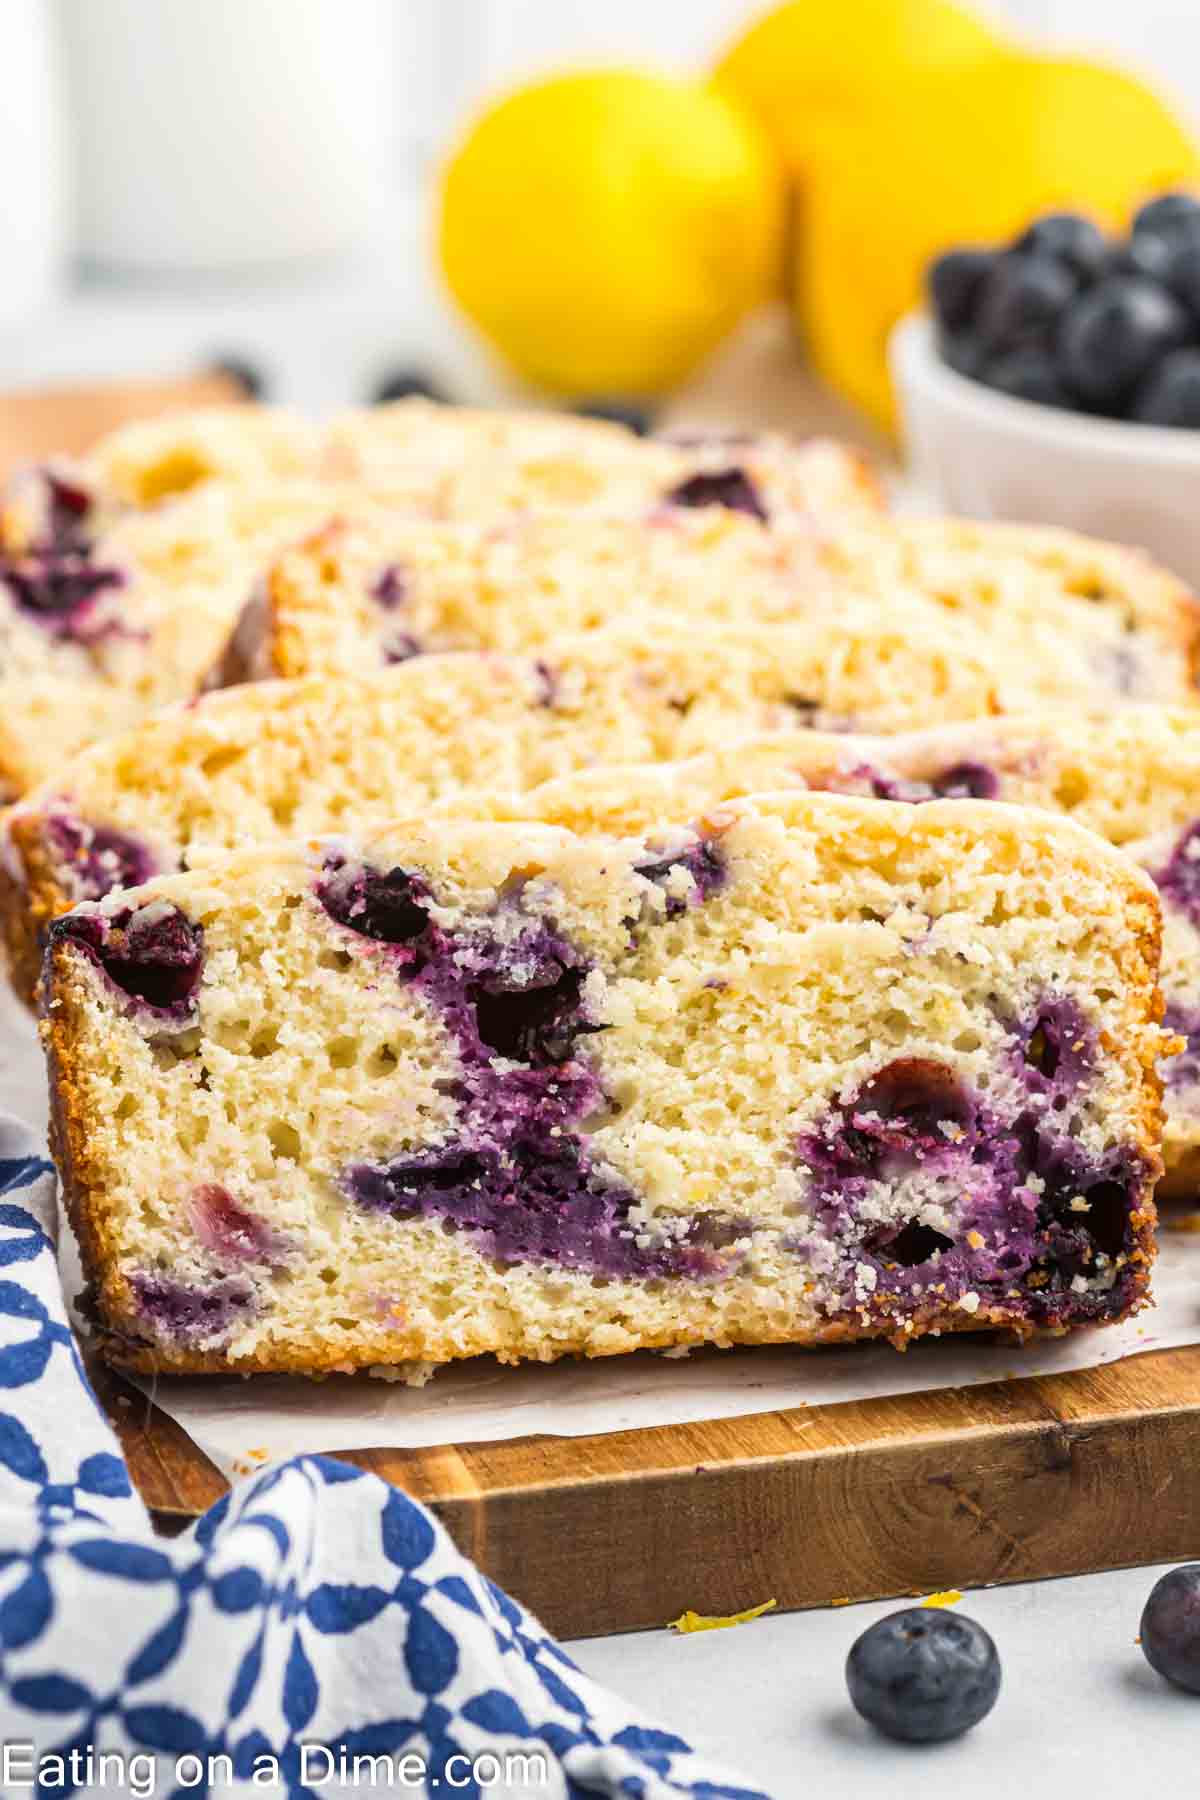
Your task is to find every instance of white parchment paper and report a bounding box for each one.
[7,980,1198,1482]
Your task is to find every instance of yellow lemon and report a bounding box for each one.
[438,69,784,397]
[714,0,1010,172]
[795,55,1200,431]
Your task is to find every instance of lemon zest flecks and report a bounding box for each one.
[668,1599,777,1633]
[923,1589,963,1609]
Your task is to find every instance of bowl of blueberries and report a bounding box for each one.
[891,191,1200,583]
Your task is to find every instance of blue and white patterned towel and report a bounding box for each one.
[0,1115,769,1798]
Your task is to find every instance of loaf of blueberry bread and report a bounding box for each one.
[249,505,1200,706]
[41,793,1164,1375]
[0,614,1006,1002]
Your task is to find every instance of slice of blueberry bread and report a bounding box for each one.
[249,508,837,680]
[0,408,323,552]
[246,504,1200,707]
[487,709,1200,1193]
[0,614,1005,1003]
[826,517,1200,704]
[41,793,1164,1375]
[0,474,404,799]
[4,402,881,555]
[325,399,884,524]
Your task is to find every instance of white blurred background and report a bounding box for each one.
[3,0,1199,409]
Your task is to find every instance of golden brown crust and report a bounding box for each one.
[83,1279,1145,1376]
[0,810,66,1007]
[40,945,129,1352]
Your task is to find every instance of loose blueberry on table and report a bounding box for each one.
[928,191,1200,426]
[1141,1565,1200,1693]
[846,1607,1001,1743]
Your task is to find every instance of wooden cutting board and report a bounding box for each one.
[88,1345,1200,1640]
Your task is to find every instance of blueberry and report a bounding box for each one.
[470,962,588,1064]
[1141,1565,1200,1692]
[51,903,204,1016]
[665,467,768,522]
[1013,212,1108,281]
[371,367,450,406]
[937,331,986,380]
[1133,349,1200,428]
[574,399,653,435]
[929,761,1000,800]
[982,346,1073,409]
[319,860,432,947]
[1162,237,1200,319]
[1133,191,1200,242]
[1110,231,1176,284]
[1058,276,1190,410]
[975,252,1078,355]
[846,1607,1001,1743]
[208,355,268,401]
[927,248,995,334]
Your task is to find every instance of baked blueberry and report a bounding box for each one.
[1133,349,1200,427]
[46,815,156,902]
[2,547,125,639]
[131,1271,255,1342]
[319,860,432,948]
[846,1608,1001,1743]
[1014,212,1108,281]
[928,761,999,801]
[975,252,1077,355]
[1059,276,1189,409]
[51,903,204,1017]
[927,248,995,334]
[665,467,768,523]
[1140,1565,1200,1693]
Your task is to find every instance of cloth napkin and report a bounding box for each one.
[0,1114,769,1798]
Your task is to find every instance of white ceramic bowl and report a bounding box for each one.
[890,312,1200,586]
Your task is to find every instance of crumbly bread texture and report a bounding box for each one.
[0,617,1010,1002]
[250,506,1200,707]
[41,794,1164,1375]
[477,710,1200,1192]
[824,517,1200,703]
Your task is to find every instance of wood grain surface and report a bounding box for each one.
[87,1346,1200,1639]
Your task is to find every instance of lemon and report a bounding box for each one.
[438,70,784,397]
[714,0,1009,172]
[794,55,1200,431]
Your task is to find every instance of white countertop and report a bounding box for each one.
[570,1562,1191,1797]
